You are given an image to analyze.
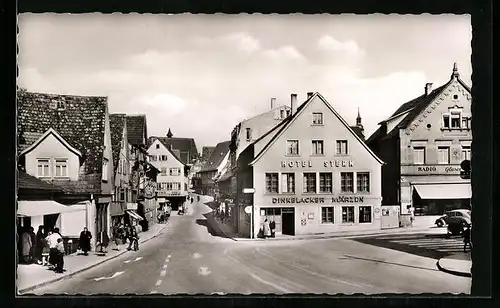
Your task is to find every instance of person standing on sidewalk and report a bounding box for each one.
[28,227,37,263]
[463,224,472,252]
[55,238,65,273]
[269,219,276,238]
[34,226,45,264]
[263,219,271,239]
[79,227,92,256]
[21,227,32,264]
[127,224,139,251]
[48,229,62,268]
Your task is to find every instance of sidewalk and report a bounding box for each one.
[17,223,167,294]
[437,252,472,277]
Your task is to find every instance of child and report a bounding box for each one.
[55,238,65,273]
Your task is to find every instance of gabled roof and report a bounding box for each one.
[17,170,64,192]
[200,141,231,172]
[147,137,186,167]
[237,104,291,125]
[109,114,127,175]
[20,127,82,158]
[149,136,199,165]
[250,92,384,166]
[126,115,147,147]
[18,91,108,176]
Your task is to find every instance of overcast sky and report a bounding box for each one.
[18,14,471,151]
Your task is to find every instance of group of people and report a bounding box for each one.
[112,223,140,251]
[18,226,66,273]
[259,219,276,239]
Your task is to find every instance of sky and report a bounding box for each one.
[17,14,472,151]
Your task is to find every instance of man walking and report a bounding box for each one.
[463,224,472,252]
[269,219,276,238]
[127,224,139,251]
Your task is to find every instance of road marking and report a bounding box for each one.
[160,270,167,276]
[155,280,162,286]
[250,272,291,293]
[94,271,125,281]
[124,256,143,264]
[198,266,212,276]
[163,264,168,269]
[193,252,202,259]
[167,254,171,259]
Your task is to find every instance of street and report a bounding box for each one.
[32,199,471,295]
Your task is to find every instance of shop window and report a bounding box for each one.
[461,146,471,161]
[265,173,279,193]
[312,112,323,125]
[246,128,252,141]
[342,206,355,223]
[340,172,354,193]
[356,172,370,193]
[336,140,348,155]
[37,159,50,178]
[319,173,332,193]
[413,147,425,165]
[321,207,334,224]
[438,147,450,164]
[303,173,317,193]
[312,140,324,155]
[359,206,372,223]
[281,173,295,193]
[286,140,299,156]
[54,159,68,177]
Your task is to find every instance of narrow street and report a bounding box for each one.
[32,197,470,295]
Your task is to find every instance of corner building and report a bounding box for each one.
[236,92,383,238]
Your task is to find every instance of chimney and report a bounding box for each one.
[270,97,276,110]
[425,83,433,95]
[307,92,314,99]
[291,93,297,114]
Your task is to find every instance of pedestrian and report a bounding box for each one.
[79,227,92,255]
[41,233,50,266]
[55,238,65,273]
[263,219,271,239]
[127,224,139,251]
[28,226,37,263]
[48,229,62,269]
[463,224,472,252]
[21,227,32,264]
[269,219,276,238]
[34,226,45,264]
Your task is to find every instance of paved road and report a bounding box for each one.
[33,199,471,295]
[353,232,467,260]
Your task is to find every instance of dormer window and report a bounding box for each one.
[54,159,68,177]
[57,101,66,110]
[37,159,50,177]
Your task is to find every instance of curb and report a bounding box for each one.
[18,224,167,294]
[436,259,472,278]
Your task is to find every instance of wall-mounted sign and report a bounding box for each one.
[243,188,255,194]
[401,165,462,175]
[331,196,364,203]
[280,160,354,169]
[271,196,365,204]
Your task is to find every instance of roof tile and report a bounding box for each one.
[109,114,126,175]
[126,115,147,147]
[200,141,230,172]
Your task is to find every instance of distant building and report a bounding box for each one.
[199,141,231,196]
[192,146,215,193]
[367,63,472,216]
[235,92,383,238]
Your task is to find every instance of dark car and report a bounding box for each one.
[435,209,471,227]
[445,210,472,237]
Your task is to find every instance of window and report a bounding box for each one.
[281,173,295,193]
[56,101,65,110]
[359,206,372,223]
[312,140,324,155]
[171,182,180,190]
[265,173,279,193]
[119,188,126,201]
[438,147,450,164]
[170,168,181,176]
[161,168,167,175]
[443,115,450,128]
[321,207,334,224]
[340,172,354,193]
[156,144,160,149]
[319,173,332,193]
[246,128,252,141]
[413,147,425,165]
[102,159,108,181]
[451,111,461,129]
[461,146,471,161]
[312,112,323,125]
[336,140,348,155]
[357,172,370,193]
[54,159,68,177]
[303,173,317,193]
[149,155,157,161]
[342,206,355,223]
[37,159,50,177]
[287,140,299,155]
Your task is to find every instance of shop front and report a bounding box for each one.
[411,182,471,215]
[159,191,188,211]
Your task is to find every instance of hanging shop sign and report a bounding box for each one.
[143,179,157,199]
[280,160,354,168]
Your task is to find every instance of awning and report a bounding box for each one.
[414,183,471,200]
[126,210,144,221]
[17,200,86,217]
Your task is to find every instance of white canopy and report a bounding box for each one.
[414,183,472,200]
[17,200,86,217]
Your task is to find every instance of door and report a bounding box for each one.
[281,207,295,236]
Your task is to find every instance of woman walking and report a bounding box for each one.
[35,226,45,265]
[79,227,92,255]
[263,219,271,239]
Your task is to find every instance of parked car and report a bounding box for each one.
[435,209,471,227]
[445,210,472,237]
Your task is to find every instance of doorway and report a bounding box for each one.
[281,207,295,236]
[44,214,60,232]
